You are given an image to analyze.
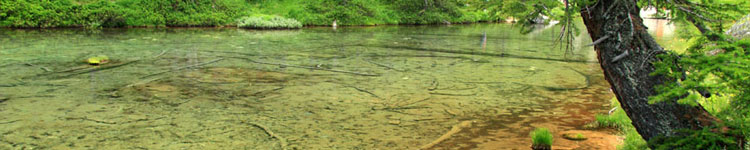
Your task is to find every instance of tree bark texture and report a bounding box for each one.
[579,0,719,141]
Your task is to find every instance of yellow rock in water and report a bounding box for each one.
[86,57,100,65]
[86,55,109,65]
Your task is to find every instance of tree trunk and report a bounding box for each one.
[579,0,719,142]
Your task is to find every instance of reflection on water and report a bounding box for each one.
[644,19,674,38]
[641,8,688,52]
[0,23,639,149]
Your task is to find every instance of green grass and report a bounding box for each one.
[0,0,256,27]
[530,128,553,146]
[596,94,744,150]
[594,98,649,150]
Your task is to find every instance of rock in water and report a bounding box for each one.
[562,133,588,141]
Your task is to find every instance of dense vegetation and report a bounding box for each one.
[648,0,749,149]
[0,0,249,27]
[0,0,533,28]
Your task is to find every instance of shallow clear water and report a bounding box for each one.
[0,23,662,149]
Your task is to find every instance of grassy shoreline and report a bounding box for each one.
[0,0,502,28]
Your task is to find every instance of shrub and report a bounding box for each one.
[237,15,302,29]
[530,128,553,146]
[0,0,253,28]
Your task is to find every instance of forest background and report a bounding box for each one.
[0,0,560,28]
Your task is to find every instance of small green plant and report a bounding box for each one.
[530,128,553,146]
[236,15,302,29]
[562,133,587,141]
[594,97,633,130]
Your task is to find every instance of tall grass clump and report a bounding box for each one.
[594,98,631,130]
[594,98,649,150]
[530,128,553,150]
[237,15,302,29]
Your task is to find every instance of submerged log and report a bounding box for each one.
[363,45,597,63]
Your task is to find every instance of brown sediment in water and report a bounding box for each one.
[425,64,619,150]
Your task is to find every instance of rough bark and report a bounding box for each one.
[579,0,719,142]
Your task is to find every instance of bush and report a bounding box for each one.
[0,0,77,27]
[530,128,553,146]
[0,0,499,27]
[237,15,302,29]
[0,0,254,28]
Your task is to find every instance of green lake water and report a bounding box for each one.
[0,22,675,149]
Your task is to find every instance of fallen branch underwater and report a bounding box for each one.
[228,57,380,76]
[419,120,474,150]
[245,121,288,150]
[346,85,384,100]
[43,60,142,79]
[429,92,477,96]
[36,50,172,79]
[140,58,224,79]
[363,59,405,72]
[365,45,597,63]
[111,58,224,92]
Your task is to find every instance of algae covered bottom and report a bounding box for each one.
[0,24,620,149]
